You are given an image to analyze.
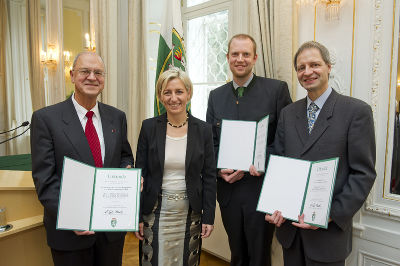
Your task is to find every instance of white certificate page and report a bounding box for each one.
[90,169,141,231]
[302,158,338,228]
[57,157,95,231]
[217,120,257,171]
[257,155,311,222]
[253,116,269,172]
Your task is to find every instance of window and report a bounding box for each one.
[187,0,212,8]
[183,1,231,121]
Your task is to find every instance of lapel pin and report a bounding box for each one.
[112,129,116,133]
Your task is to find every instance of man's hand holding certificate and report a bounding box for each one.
[217,116,269,172]
[258,155,338,229]
[57,157,141,232]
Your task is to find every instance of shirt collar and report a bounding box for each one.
[307,87,332,109]
[233,73,254,90]
[71,93,100,122]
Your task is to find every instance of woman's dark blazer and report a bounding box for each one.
[135,113,217,225]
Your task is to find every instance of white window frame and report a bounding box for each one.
[182,0,233,120]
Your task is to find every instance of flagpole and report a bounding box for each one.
[171,44,175,67]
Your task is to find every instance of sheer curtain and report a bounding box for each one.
[26,0,45,111]
[4,0,33,154]
[90,0,118,107]
[45,0,65,106]
[91,0,147,153]
[0,0,7,154]
[248,1,296,265]
[128,0,147,154]
[249,0,295,91]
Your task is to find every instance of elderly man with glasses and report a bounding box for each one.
[31,51,134,266]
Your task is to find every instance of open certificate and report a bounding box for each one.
[257,155,339,228]
[217,116,269,172]
[57,157,141,231]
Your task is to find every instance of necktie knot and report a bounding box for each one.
[86,111,94,119]
[308,102,319,113]
[307,102,319,134]
[237,87,245,98]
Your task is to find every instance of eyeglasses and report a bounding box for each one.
[74,68,106,78]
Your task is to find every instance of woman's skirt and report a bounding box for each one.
[140,190,202,266]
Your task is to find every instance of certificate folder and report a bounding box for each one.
[256,155,338,228]
[57,157,141,231]
[217,115,269,172]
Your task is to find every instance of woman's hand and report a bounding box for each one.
[126,165,144,192]
[135,222,144,240]
[201,224,214,238]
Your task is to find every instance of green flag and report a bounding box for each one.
[154,0,188,116]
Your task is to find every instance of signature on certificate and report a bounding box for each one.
[104,209,124,215]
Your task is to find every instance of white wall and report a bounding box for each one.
[297,1,400,265]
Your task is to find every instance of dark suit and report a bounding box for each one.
[273,89,376,264]
[30,97,134,264]
[206,75,292,265]
[136,113,216,225]
[391,112,400,194]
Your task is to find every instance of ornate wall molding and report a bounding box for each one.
[358,250,400,266]
[370,0,382,125]
[364,202,400,220]
[328,48,346,95]
[364,0,383,214]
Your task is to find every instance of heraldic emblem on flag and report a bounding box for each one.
[154,0,189,116]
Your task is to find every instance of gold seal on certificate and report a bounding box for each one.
[56,157,141,231]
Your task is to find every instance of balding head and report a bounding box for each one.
[72,51,105,70]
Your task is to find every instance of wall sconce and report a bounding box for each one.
[84,33,96,52]
[40,44,58,67]
[297,0,341,21]
[63,51,71,63]
[325,0,341,21]
[63,51,73,79]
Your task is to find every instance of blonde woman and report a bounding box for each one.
[135,68,216,265]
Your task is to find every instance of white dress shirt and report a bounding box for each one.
[71,93,105,162]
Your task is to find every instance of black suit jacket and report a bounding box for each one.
[273,89,376,262]
[206,75,292,206]
[135,113,216,225]
[30,97,134,251]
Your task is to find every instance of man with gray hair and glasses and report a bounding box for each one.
[31,51,134,266]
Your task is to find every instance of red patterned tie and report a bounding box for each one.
[85,111,103,167]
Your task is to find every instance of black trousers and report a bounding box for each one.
[283,231,345,266]
[219,180,275,266]
[51,233,125,266]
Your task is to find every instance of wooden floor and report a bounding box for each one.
[122,232,230,266]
